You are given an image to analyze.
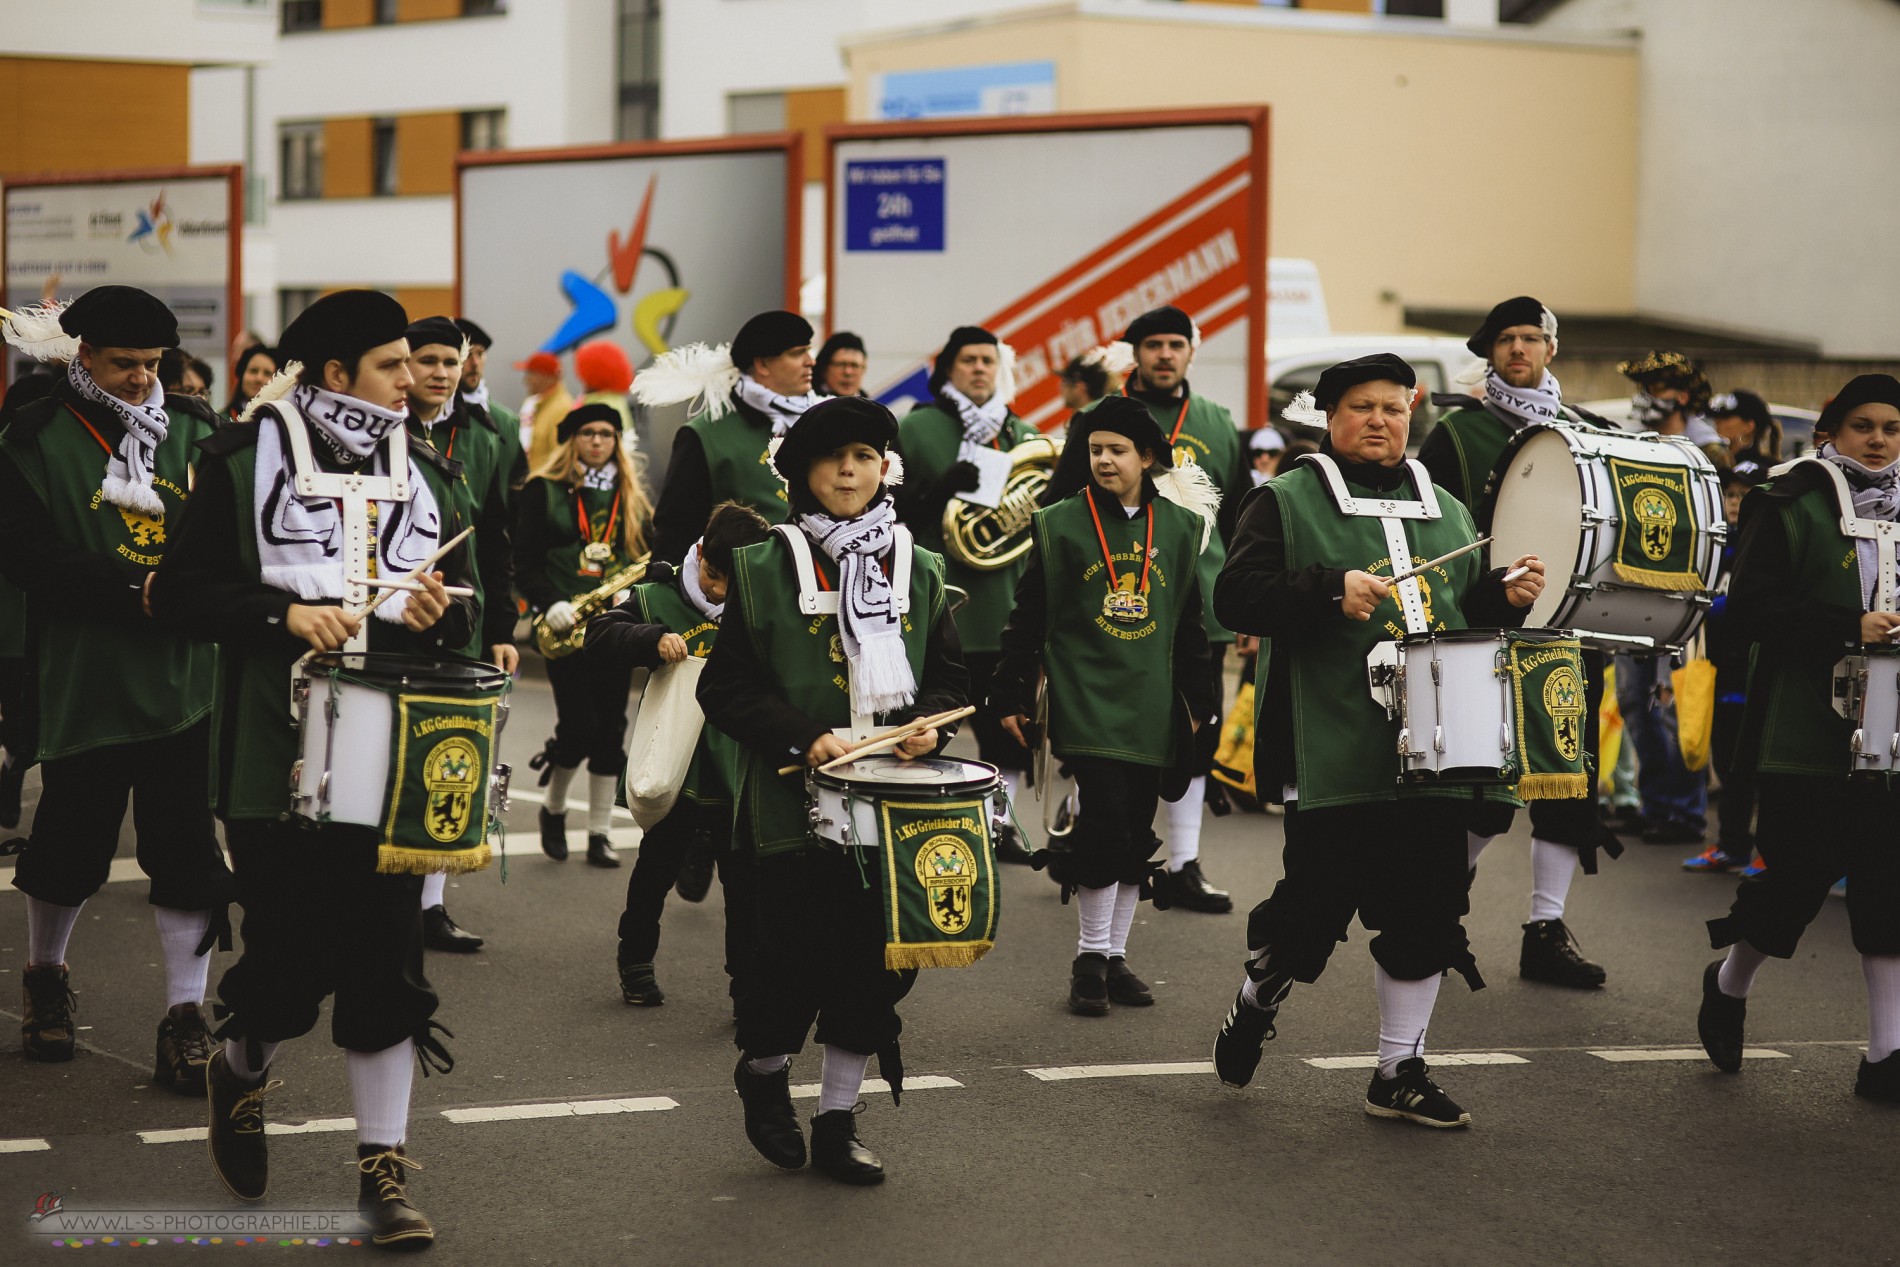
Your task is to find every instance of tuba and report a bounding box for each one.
[941,434,1062,571]
[534,557,651,659]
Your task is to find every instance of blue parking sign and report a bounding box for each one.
[843,159,945,252]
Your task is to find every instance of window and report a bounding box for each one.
[279,289,320,333]
[279,122,325,201]
[461,109,507,152]
[281,0,322,32]
[372,118,399,196]
[617,0,662,141]
[463,0,507,13]
[727,92,785,135]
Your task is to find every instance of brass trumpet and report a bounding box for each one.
[941,434,1061,571]
[534,557,650,659]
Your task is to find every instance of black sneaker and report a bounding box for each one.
[1519,919,1607,989]
[1068,953,1109,1017]
[1211,988,1278,1088]
[732,1056,806,1169]
[207,1047,278,1202]
[618,962,665,1006]
[1365,1058,1471,1128]
[586,833,621,867]
[1164,859,1233,914]
[1854,1051,1900,1105]
[539,806,568,860]
[810,1106,885,1185]
[422,905,484,953]
[1105,956,1154,1007]
[993,821,1033,866]
[674,836,715,902]
[356,1145,434,1250]
[153,1001,213,1094]
[21,963,76,1062]
[1698,959,1747,1073]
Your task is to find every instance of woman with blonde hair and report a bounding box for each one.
[513,401,653,866]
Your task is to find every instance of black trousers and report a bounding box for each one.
[1247,797,1479,985]
[11,720,233,910]
[1048,755,1162,891]
[962,651,1030,773]
[218,819,436,1053]
[542,651,633,775]
[0,655,23,761]
[1709,775,1900,959]
[735,847,916,1058]
[1711,700,1756,852]
[616,799,757,996]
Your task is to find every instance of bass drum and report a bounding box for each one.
[1490,423,1724,651]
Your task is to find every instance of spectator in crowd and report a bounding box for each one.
[813,332,867,398]
[518,351,573,471]
[575,340,651,470]
[159,348,211,399]
[1058,354,1112,413]
[1710,390,1782,472]
[1247,425,1287,486]
[226,345,277,421]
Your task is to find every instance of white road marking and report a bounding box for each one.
[1025,1061,1215,1082]
[1589,1047,1788,1063]
[440,1096,677,1124]
[508,787,640,826]
[139,1117,356,1145]
[1304,1053,1530,1069]
[788,1075,961,1099]
[0,1138,51,1153]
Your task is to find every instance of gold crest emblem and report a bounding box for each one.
[118,506,165,547]
[1543,665,1585,763]
[422,736,482,843]
[828,633,845,664]
[1174,443,1197,468]
[915,835,977,935]
[1632,488,1677,561]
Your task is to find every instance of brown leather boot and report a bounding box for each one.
[356,1145,434,1250]
[154,1002,213,1093]
[21,964,76,1062]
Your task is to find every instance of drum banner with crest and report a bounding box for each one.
[1503,633,1592,800]
[875,798,999,969]
[378,692,503,875]
[1607,457,1703,590]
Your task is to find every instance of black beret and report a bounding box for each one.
[731,310,813,371]
[928,325,1001,396]
[772,395,898,487]
[813,331,865,394]
[1068,394,1174,468]
[1466,295,1554,358]
[1314,353,1416,412]
[404,316,463,352]
[556,401,624,444]
[453,317,492,348]
[1818,374,1900,437]
[59,285,178,349]
[279,290,409,375]
[1721,459,1767,489]
[1121,306,1195,347]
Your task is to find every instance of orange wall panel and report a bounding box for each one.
[400,0,463,21]
[394,287,455,320]
[324,0,375,29]
[324,117,374,199]
[0,58,187,175]
[783,87,846,184]
[396,112,460,196]
[1298,0,1375,11]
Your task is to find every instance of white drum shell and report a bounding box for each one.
[1843,651,1900,774]
[811,756,1000,849]
[1393,634,1516,779]
[293,674,395,827]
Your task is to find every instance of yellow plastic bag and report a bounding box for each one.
[1673,657,1718,773]
[1212,680,1258,803]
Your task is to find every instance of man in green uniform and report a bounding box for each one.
[0,286,233,1088]
[454,317,527,497]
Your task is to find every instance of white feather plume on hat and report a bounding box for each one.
[1282,390,1327,429]
[630,342,741,419]
[1081,340,1135,378]
[994,342,1019,408]
[1152,460,1220,554]
[237,362,305,424]
[0,302,80,364]
[764,433,904,490]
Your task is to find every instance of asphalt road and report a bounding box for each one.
[0,664,1894,1264]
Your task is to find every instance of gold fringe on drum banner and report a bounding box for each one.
[877,798,999,971]
[1610,563,1705,591]
[1513,772,1590,801]
[377,842,492,877]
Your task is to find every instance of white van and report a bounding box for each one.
[1266,334,1484,449]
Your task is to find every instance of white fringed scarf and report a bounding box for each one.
[1823,442,1900,604]
[680,536,723,621]
[794,493,914,714]
[66,359,170,517]
[1482,366,1564,427]
[939,382,1008,447]
[733,375,822,438]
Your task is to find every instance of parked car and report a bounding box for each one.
[1267,335,1483,451]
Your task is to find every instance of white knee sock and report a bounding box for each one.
[745,1053,790,1075]
[543,763,579,815]
[1075,883,1116,955]
[1862,954,1900,1062]
[587,774,618,837]
[420,872,447,909]
[26,898,83,967]
[348,1040,415,1147]
[1529,838,1578,923]
[1166,776,1206,871]
[1106,883,1141,958]
[1466,832,1494,871]
[1718,941,1770,999]
[1375,964,1442,1079]
[152,907,211,1008]
[222,1037,280,1084]
[818,1044,870,1113]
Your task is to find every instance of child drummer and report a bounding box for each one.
[585,500,771,1008]
[991,394,1220,1016]
[697,395,969,1186]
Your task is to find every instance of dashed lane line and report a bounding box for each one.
[1026,1062,1214,1082]
[1589,1047,1788,1062]
[789,1075,962,1099]
[0,1139,51,1154]
[443,1096,678,1124]
[1304,1053,1529,1070]
[140,1117,357,1145]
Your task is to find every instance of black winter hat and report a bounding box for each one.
[279,290,409,376]
[928,325,1001,397]
[1068,394,1174,468]
[454,317,492,348]
[404,316,464,352]
[1121,305,1196,347]
[59,285,178,349]
[556,401,625,444]
[771,395,898,488]
[731,310,813,371]
[1466,296,1555,359]
[1818,374,1900,437]
[1314,353,1416,412]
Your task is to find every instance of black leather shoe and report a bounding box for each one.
[1519,919,1607,989]
[587,833,621,867]
[1698,959,1747,1073]
[733,1056,806,1169]
[810,1107,885,1185]
[154,1001,213,1093]
[674,836,715,902]
[21,963,76,1062]
[1855,1051,1900,1104]
[207,1047,277,1202]
[539,807,568,860]
[422,905,484,953]
[1165,859,1233,914]
[618,962,664,1006]
[1069,953,1110,1017]
[356,1145,434,1250]
[1105,956,1154,1006]
[0,754,22,830]
[993,821,1033,866]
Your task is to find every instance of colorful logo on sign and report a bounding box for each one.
[127,191,175,255]
[541,175,689,358]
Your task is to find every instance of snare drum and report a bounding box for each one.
[1834,645,1900,776]
[810,755,1002,849]
[1490,423,1724,651]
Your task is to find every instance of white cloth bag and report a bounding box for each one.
[623,656,708,830]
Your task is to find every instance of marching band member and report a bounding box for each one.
[514,401,652,868]
[1698,373,1900,1104]
[588,501,771,1007]
[1208,354,1544,1129]
[813,331,867,398]
[993,394,1218,1015]
[698,395,968,1185]
[894,324,1039,860]
[1418,296,1619,989]
[454,317,528,494]
[0,285,233,1086]
[153,289,478,1247]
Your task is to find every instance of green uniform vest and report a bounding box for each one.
[631,577,736,806]
[484,400,524,494]
[0,398,217,759]
[1430,406,1515,526]
[1120,389,1239,642]
[896,402,1038,653]
[728,532,946,856]
[1741,473,1862,777]
[684,407,790,524]
[410,413,504,658]
[524,476,637,605]
[1260,461,1507,809]
[1034,491,1202,766]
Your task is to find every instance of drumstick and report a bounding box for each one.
[348,576,475,598]
[775,705,977,777]
[1381,536,1493,585]
[1501,565,1530,584]
[343,526,473,621]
